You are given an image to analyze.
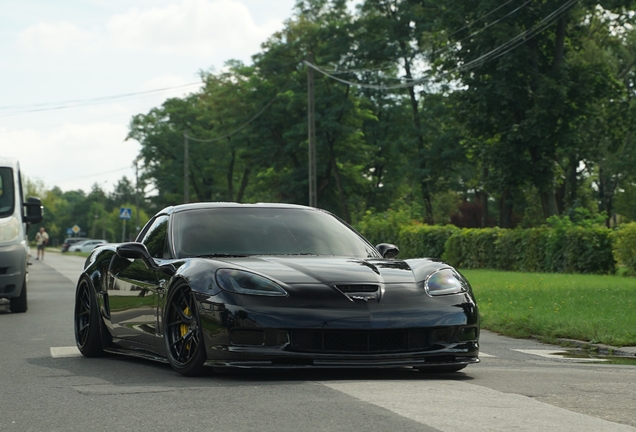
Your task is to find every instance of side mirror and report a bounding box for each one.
[376,243,399,259]
[116,242,176,276]
[23,197,43,224]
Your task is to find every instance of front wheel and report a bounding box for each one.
[164,284,207,376]
[74,277,105,357]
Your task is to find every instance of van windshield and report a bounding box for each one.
[0,168,15,218]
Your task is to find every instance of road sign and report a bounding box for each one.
[119,207,132,220]
[72,225,80,234]
[66,228,73,235]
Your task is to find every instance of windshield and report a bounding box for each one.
[0,168,15,218]
[173,207,379,259]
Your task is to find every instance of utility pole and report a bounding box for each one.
[307,53,317,208]
[184,132,189,204]
[135,159,140,236]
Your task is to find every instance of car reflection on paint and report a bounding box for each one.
[73,203,480,376]
[69,239,108,253]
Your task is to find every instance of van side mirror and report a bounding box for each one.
[23,197,43,224]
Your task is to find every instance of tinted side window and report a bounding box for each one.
[0,167,15,218]
[140,215,169,258]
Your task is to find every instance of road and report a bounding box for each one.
[0,252,634,431]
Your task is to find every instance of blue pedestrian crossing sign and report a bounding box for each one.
[119,207,132,220]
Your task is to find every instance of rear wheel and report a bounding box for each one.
[165,284,206,376]
[9,277,27,313]
[74,277,105,357]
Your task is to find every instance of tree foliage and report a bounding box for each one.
[34,0,636,242]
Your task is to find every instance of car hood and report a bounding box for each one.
[216,256,438,286]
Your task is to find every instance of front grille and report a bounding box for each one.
[290,329,439,354]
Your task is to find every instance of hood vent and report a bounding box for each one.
[335,284,379,293]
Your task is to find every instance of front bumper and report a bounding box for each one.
[0,243,27,298]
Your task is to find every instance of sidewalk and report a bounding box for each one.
[557,338,636,359]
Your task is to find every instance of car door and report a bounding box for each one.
[107,215,169,349]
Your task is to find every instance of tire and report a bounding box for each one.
[164,284,207,376]
[417,364,467,374]
[9,278,27,313]
[74,277,105,357]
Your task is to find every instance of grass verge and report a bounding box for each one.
[461,269,636,347]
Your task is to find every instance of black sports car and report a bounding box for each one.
[74,203,479,376]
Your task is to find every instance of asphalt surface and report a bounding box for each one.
[0,251,633,431]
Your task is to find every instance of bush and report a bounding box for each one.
[355,208,412,247]
[443,226,615,274]
[358,212,618,275]
[612,223,636,275]
[398,225,459,259]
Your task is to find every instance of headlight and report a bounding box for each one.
[215,269,287,297]
[424,268,467,296]
[0,217,19,243]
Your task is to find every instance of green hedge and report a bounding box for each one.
[612,222,636,275]
[397,225,459,259]
[442,226,615,274]
[356,217,636,275]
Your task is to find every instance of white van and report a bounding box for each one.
[0,157,43,313]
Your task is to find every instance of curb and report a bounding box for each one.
[557,338,636,358]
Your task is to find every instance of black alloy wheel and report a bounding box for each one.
[9,277,27,313]
[165,284,207,376]
[74,277,105,357]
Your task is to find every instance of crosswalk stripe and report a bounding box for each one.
[512,349,607,362]
[50,346,81,358]
[322,380,632,431]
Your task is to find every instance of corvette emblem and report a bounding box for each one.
[349,294,377,302]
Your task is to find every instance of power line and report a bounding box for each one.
[305,0,578,90]
[433,0,533,57]
[446,0,518,38]
[58,166,131,181]
[0,82,202,117]
[318,0,530,77]
[185,88,287,143]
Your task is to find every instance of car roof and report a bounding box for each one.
[159,202,320,215]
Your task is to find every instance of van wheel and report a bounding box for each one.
[10,278,27,313]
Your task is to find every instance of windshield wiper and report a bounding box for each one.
[195,253,250,258]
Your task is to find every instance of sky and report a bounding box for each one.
[0,0,299,194]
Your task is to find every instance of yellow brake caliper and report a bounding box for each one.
[180,306,191,350]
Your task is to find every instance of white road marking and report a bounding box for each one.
[479,352,496,358]
[50,346,81,358]
[322,380,634,431]
[512,349,607,362]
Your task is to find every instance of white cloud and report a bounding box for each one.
[17,22,95,54]
[0,122,138,193]
[107,0,281,57]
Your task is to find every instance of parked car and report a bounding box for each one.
[74,202,480,376]
[61,237,89,253]
[69,239,107,253]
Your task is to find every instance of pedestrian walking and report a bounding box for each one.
[35,227,49,260]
